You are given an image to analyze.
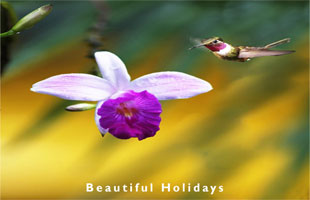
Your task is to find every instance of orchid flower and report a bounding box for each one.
[31,52,212,140]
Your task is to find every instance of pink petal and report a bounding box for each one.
[130,72,213,100]
[31,73,116,101]
[94,51,131,90]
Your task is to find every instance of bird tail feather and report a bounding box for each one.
[264,38,291,49]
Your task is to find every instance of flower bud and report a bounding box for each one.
[65,103,96,112]
[11,4,52,32]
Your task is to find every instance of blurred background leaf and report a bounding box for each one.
[1,0,309,199]
[1,1,98,78]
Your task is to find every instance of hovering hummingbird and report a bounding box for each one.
[189,37,295,62]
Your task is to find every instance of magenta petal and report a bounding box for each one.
[97,90,162,140]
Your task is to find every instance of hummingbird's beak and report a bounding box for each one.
[188,43,205,50]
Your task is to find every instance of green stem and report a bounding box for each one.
[0,30,16,38]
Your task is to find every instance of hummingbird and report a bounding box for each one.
[189,37,295,62]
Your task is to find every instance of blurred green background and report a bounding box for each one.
[1,0,309,199]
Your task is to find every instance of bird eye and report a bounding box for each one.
[213,40,218,44]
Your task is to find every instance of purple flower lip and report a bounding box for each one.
[98,90,162,140]
[31,51,213,140]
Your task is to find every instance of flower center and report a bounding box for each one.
[116,102,137,118]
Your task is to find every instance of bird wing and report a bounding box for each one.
[238,48,295,58]
[188,37,204,50]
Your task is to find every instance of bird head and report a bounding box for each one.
[189,37,226,52]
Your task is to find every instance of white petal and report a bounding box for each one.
[95,101,108,137]
[130,71,213,100]
[31,73,116,101]
[94,51,131,90]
